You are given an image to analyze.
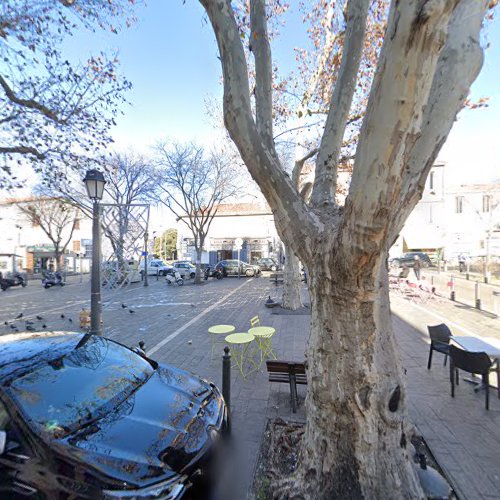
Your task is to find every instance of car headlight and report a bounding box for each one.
[208,426,220,442]
[102,475,188,500]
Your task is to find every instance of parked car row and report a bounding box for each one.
[214,260,260,277]
[139,257,281,280]
[389,252,432,269]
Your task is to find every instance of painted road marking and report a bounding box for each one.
[147,279,252,357]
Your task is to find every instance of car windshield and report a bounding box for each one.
[8,336,154,438]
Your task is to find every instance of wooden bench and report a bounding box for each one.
[266,360,307,413]
[269,273,284,285]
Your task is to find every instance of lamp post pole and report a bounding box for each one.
[90,200,102,335]
[144,231,149,287]
[83,169,106,337]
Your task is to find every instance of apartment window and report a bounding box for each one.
[455,196,463,214]
[74,218,81,230]
[482,195,491,213]
[429,171,434,190]
[73,240,81,252]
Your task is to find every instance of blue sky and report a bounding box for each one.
[64,0,499,187]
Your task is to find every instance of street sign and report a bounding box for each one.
[235,237,243,249]
[142,251,148,256]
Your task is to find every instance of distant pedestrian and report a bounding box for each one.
[413,255,421,280]
[458,254,466,273]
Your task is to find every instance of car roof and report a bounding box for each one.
[0,332,84,384]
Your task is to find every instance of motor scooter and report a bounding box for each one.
[0,272,27,291]
[204,266,223,280]
[166,270,184,286]
[42,271,65,289]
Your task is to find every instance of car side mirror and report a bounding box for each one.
[132,341,146,357]
[0,430,6,455]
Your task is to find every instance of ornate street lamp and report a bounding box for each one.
[83,169,106,335]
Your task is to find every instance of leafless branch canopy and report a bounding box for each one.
[154,141,237,252]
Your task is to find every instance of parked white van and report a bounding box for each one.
[139,259,172,276]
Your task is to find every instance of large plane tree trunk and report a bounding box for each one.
[198,0,488,497]
[291,249,420,498]
[281,243,302,310]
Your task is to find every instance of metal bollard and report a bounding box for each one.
[222,346,231,432]
[493,291,500,316]
[475,281,481,310]
[450,276,455,301]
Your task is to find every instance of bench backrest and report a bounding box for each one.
[266,360,306,375]
[250,315,260,328]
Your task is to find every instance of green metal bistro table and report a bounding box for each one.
[248,326,277,366]
[208,324,235,359]
[225,332,257,378]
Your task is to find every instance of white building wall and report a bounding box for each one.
[391,164,500,261]
[0,200,92,273]
[176,207,280,264]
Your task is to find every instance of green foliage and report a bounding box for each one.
[153,228,177,260]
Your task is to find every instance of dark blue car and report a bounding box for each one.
[0,332,228,499]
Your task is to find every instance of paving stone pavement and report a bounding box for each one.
[392,294,500,500]
[1,274,499,499]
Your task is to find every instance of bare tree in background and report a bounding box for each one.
[39,153,156,272]
[154,141,236,284]
[18,198,80,271]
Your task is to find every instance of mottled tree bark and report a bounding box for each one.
[281,243,302,310]
[198,0,488,496]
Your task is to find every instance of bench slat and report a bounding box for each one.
[266,360,307,413]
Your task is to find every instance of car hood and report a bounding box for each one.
[60,365,223,488]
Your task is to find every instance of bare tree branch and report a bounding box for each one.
[388,0,489,244]
[0,75,62,123]
[250,0,274,152]
[0,146,46,159]
[199,0,319,259]
[343,1,463,263]
[310,0,370,208]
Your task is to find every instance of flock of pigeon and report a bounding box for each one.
[3,303,136,334]
[3,313,72,333]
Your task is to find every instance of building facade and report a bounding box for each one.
[392,163,500,261]
[0,198,92,274]
[176,203,281,265]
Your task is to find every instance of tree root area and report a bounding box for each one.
[251,418,305,500]
[250,419,457,500]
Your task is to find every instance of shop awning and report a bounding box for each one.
[402,232,444,250]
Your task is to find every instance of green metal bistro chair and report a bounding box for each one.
[208,324,235,360]
[248,315,277,367]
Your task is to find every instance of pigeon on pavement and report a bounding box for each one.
[121,303,127,309]
[36,315,43,320]
[129,309,135,314]
[16,313,23,319]
[60,314,65,319]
